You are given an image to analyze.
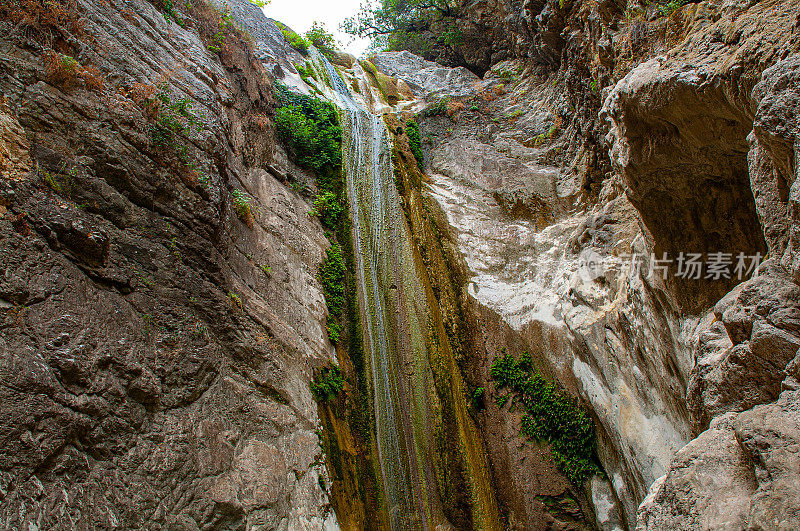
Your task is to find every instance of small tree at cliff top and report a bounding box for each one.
[340,0,459,54]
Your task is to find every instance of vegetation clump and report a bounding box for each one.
[406,119,424,168]
[320,243,346,318]
[305,21,337,61]
[274,84,342,181]
[0,0,85,46]
[311,364,345,400]
[134,83,206,168]
[276,21,310,55]
[207,9,233,53]
[151,0,185,26]
[311,191,344,230]
[231,189,253,226]
[490,351,601,484]
[42,50,79,87]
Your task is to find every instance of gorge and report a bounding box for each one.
[1,0,799,529]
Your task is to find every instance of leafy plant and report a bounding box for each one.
[151,0,185,26]
[650,0,686,16]
[490,351,601,484]
[142,83,206,168]
[232,189,253,226]
[423,96,449,117]
[471,387,485,410]
[311,191,344,230]
[274,84,342,181]
[306,21,337,61]
[310,364,345,400]
[406,119,423,168]
[43,50,79,87]
[207,9,233,53]
[276,21,310,55]
[326,318,343,344]
[228,291,243,309]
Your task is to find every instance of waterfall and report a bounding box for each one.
[305,50,444,527]
[306,49,498,529]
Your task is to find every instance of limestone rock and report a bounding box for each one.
[638,391,800,530]
[371,51,482,98]
[688,260,800,431]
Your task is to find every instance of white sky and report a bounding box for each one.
[261,0,373,57]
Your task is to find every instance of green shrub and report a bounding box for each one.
[146,84,206,166]
[232,189,253,226]
[327,318,343,344]
[306,21,337,61]
[312,191,344,230]
[653,0,686,16]
[471,387,485,409]
[207,9,233,53]
[406,120,424,168]
[274,84,342,184]
[311,364,345,400]
[320,243,346,317]
[423,96,449,117]
[151,0,185,26]
[490,351,601,484]
[276,21,309,55]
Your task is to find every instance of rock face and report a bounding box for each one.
[637,392,800,530]
[0,0,338,528]
[398,0,800,529]
[4,0,800,527]
[599,1,800,529]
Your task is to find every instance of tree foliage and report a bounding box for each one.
[341,0,458,53]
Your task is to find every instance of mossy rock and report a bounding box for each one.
[375,71,401,103]
[331,51,356,69]
[359,59,377,76]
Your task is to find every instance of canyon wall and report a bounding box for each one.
[376,0,800,528]
[2,0,800,529]
[0,0,340,528]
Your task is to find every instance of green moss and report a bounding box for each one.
[406,120,424,168]
[320,243,346,318]
[359,59,377,76]
[490,351,601,484]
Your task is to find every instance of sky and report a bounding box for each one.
[261,0,373,57]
